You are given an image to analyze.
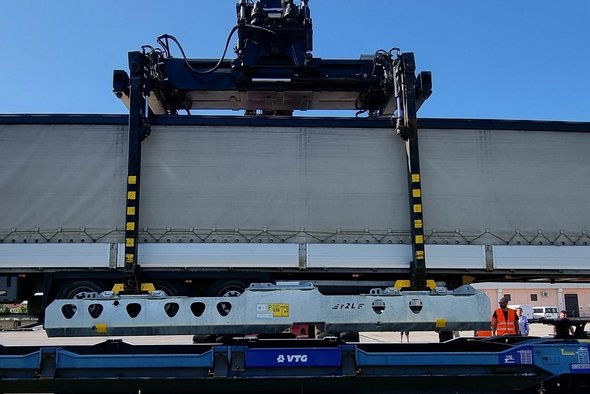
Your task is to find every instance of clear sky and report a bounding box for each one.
[1,0,589,121]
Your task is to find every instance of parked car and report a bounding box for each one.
[532,306,559,322]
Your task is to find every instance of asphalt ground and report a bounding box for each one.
[0,323,555,346]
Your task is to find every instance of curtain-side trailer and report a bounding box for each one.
[1,115,589,314]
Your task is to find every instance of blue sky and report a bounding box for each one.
[1,0,589,121]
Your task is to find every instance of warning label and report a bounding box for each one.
[268,303,289,317]
[256,303,290,318]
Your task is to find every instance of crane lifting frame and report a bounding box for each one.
[38,0,499,337]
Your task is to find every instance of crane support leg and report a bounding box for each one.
[393,53,428,291]
[123,51,149,294]
[405,137,427,291]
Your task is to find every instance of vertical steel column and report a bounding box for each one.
[123,51,148,293]
[394,53,427,291]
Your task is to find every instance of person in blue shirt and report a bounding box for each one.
[515,307,529,336]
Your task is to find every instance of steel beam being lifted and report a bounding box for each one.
[44,282,490,337]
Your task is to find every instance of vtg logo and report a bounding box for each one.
[276,354,308,363]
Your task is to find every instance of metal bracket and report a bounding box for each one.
[36,347,57,379]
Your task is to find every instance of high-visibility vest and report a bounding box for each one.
[496,308,518,335]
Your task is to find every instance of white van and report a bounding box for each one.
[532,306,559,321]
[510,304,534,320]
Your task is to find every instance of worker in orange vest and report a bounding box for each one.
[491,297,519,336]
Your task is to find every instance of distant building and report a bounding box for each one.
[473,282,590,317]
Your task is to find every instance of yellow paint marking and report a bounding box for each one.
[435,319,447,328]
